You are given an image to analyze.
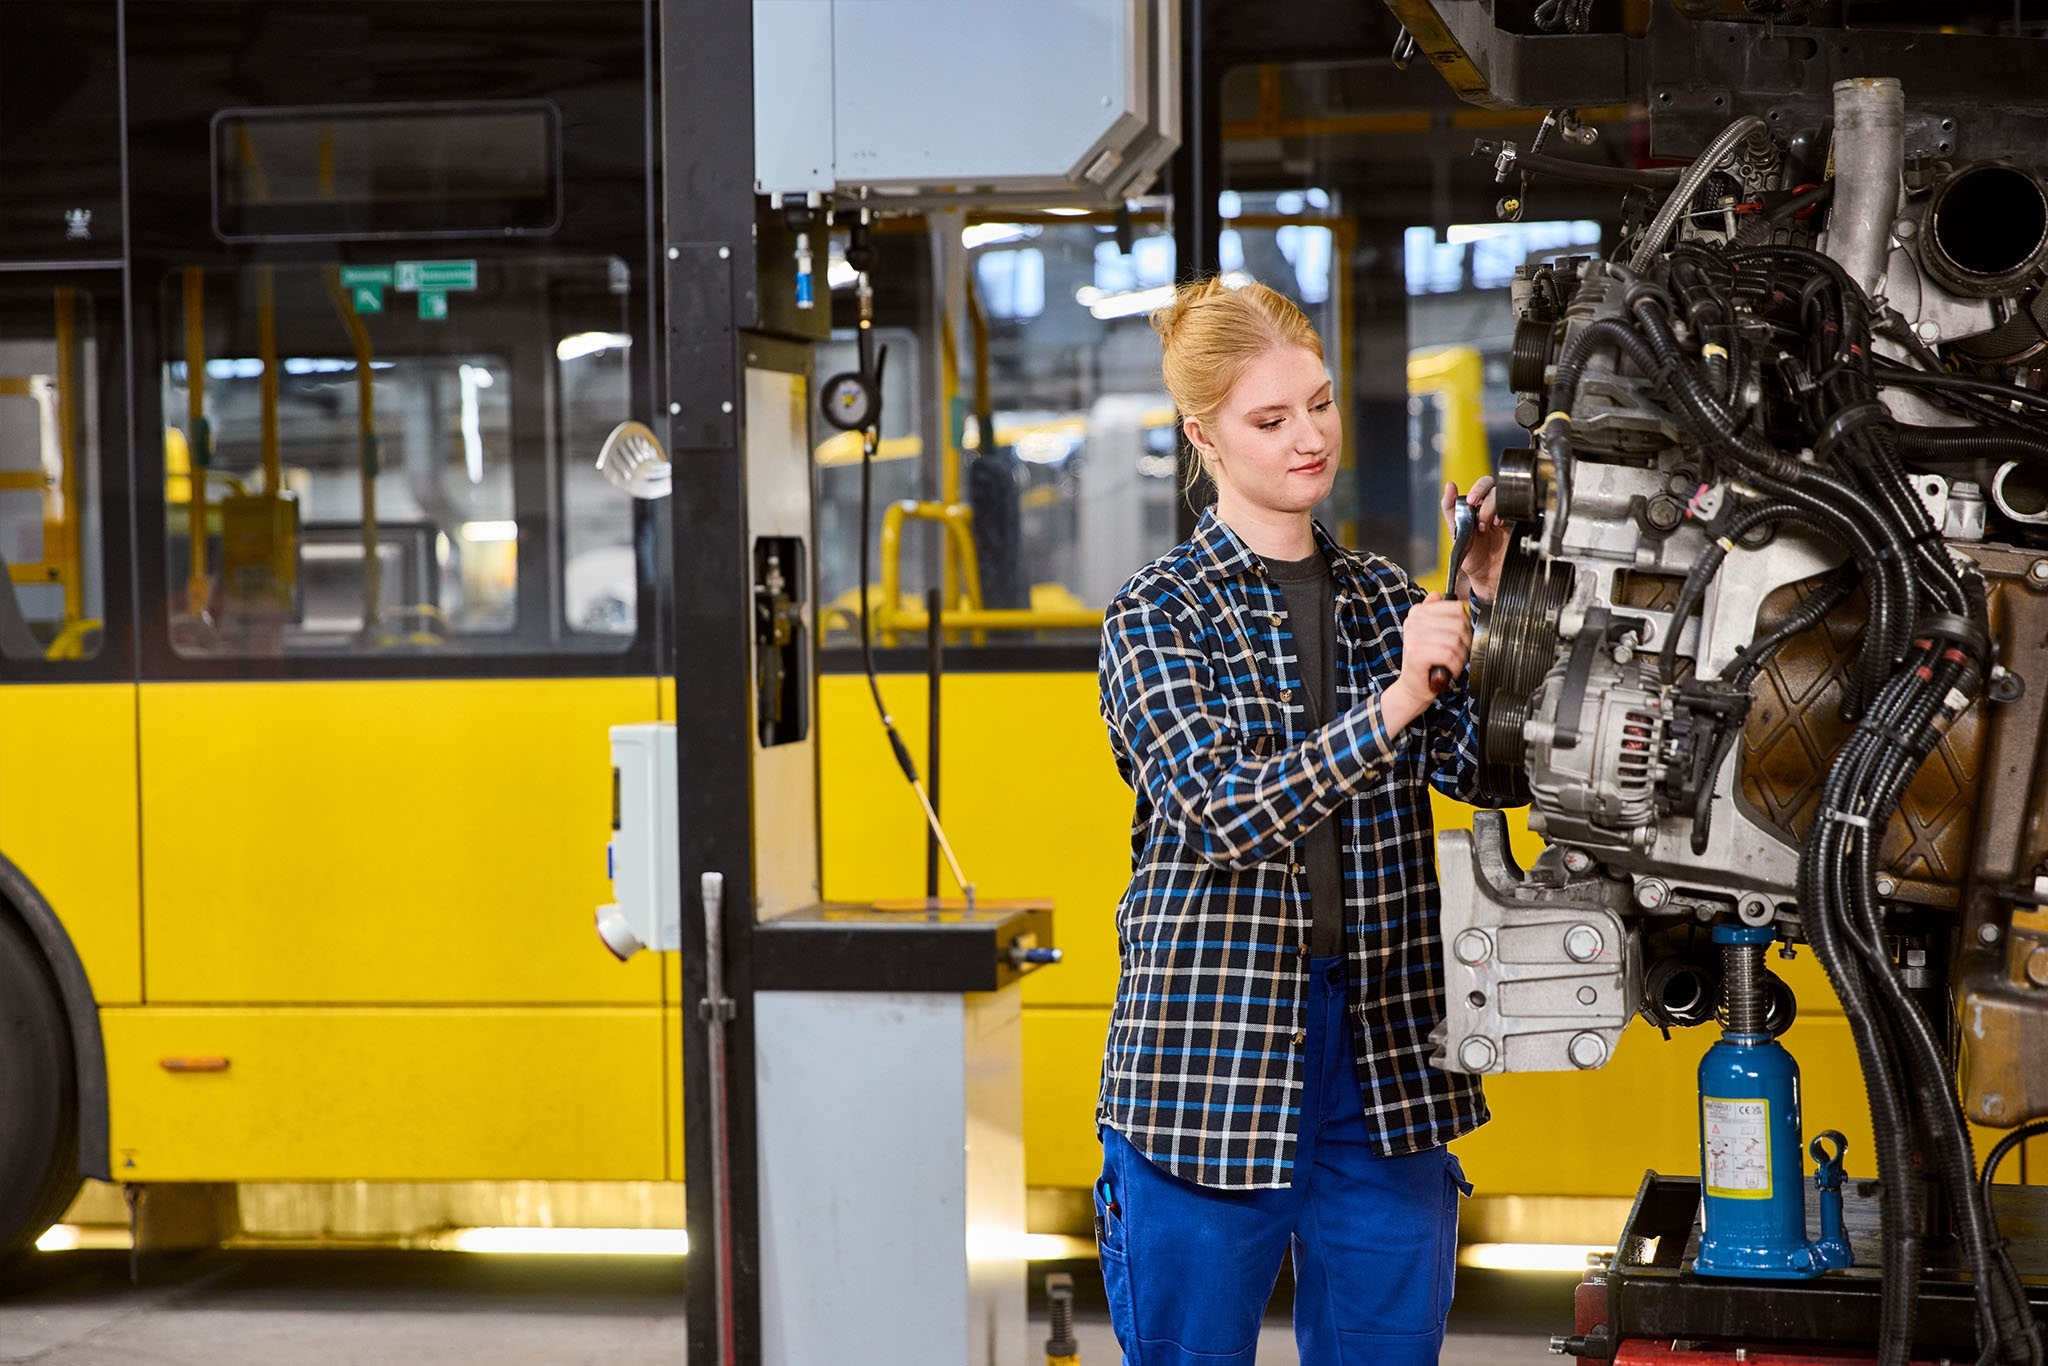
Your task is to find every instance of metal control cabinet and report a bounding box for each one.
[756,988,1025,1366]
[752,0,1180,204]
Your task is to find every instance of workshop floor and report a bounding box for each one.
[0,1250,1574,1363]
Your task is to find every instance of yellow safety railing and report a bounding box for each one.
[870,499,1105,646]
[1,288,102,657]
[875,500,982,647]
[1408,345,1493,595]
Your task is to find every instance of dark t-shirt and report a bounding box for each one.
[1264,550,1348,958]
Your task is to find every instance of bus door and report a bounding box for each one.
[0,0,143,1013]
[112,1,672,1183]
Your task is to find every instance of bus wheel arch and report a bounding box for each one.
[0,851,110,1253]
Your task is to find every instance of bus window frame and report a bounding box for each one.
[0,264,136,688]
[122,4,662,684]
[131,258,663,683]
[209,101,567,246]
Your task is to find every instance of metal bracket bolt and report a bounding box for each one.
[1564,923,1605,962]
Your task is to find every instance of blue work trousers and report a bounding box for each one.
[1094,957,1470,1365]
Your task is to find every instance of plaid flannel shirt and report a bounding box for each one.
[1096,508,1498,1190]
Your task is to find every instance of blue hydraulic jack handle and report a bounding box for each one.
[1810,1130,1853,1270]
[1694,923,1845,1279]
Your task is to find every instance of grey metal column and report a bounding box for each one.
[659,2,762,1362]
[1169,0,1218,541]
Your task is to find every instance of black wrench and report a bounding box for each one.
[1429,499,1479,694]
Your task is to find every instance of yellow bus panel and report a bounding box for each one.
[0,682,141,1003]
[1022,1006,1111,1190]
[137,678,662,1005]
[819,671,1129,1007]
[103,1006,666,1182]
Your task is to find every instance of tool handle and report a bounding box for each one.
[1428,501,1480,697]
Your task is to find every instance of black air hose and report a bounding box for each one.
[1512,150,1684,190]
[1896,424,2048,466]
[1546,316,1665,415]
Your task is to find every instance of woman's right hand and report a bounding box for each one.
[1385,593,1472,731]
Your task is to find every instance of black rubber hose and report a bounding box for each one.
[1728,562,1863,690]
[1848,667,2035,1365]
[1657,498,1805,685]
[1802,661,1937,1362]
[1981,1119,2048,1215]
[1875,364,2048,416]
[1833,640,2033,1366]
[1633,294,1909,703]
[1766,180,1834,225]
[1801,723,1922,1365]
[1895,423,2048,466]
[1512,150,1684,190]
[1547,316,1665,415]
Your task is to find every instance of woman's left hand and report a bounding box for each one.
[1442,476,1510,602]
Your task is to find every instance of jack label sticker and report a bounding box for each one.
[1703,1096,1772,1200]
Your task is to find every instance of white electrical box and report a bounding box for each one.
[597,723,681,959]
[753,0,1180,205]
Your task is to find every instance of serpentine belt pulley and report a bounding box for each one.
[1465,533,1572,807]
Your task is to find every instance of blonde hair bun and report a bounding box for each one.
[1150,276,1324,428]
[1148,276,1233,347]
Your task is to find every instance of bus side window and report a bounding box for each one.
[0,286,103,663]
[159,258,639,659]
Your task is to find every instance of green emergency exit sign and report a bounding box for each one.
[395,260,478,293]
[339,265,394,315]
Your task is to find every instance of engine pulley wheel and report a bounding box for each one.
[1466,536,1572,806]
[1508,316,1558,394]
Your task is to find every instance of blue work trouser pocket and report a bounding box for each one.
[1439,1150,1472,1326]
[1095,1147,1140,1362]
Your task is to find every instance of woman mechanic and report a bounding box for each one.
[1093,276,1513,1365]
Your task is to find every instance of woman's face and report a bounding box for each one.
[1186,344,1340,515]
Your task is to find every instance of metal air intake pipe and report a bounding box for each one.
[1826,77,1905,300]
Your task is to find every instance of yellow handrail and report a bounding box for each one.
[182,266,211,617]
[869,499,1107,645]
[53,288,81,634]
[323,266,382,638]
[876,500,984,647]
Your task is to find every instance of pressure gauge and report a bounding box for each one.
[820,370,879,432]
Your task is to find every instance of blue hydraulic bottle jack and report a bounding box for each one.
[1693,923,1853,1279]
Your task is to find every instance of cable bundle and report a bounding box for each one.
[1544,237,2041,1366]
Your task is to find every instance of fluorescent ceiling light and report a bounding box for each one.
[1458,1242,1607,1272]
[962,223,1041,249]
[281,357,395,374]
[459,520,520,543]
[1083,283,1176,320]
[458,364,491,483]
[1081,272,1252,322]
[556,332,632,362]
